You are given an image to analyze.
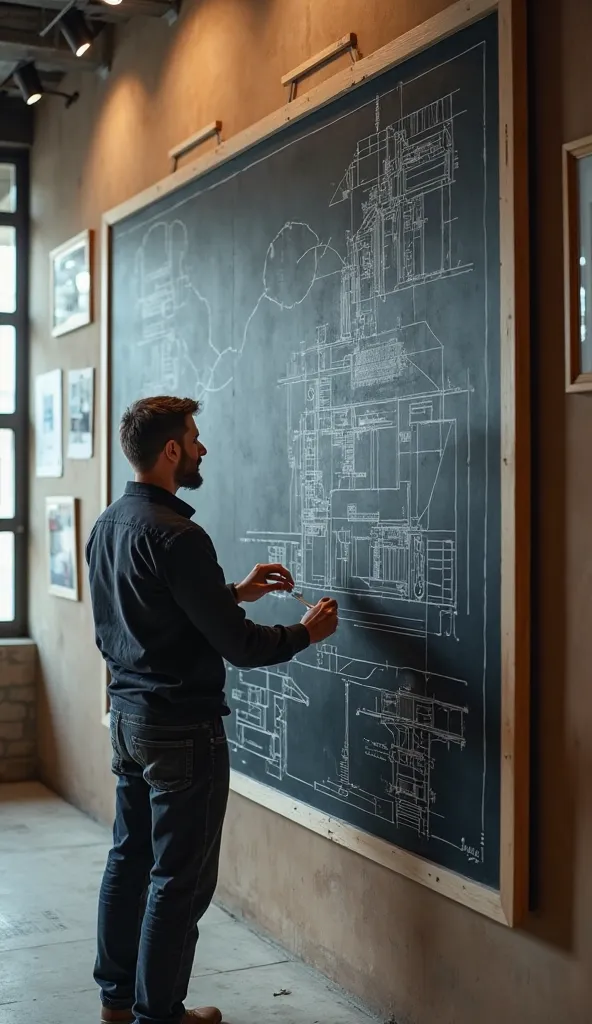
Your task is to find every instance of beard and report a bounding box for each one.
[174,453,203,491]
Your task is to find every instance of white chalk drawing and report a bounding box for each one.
[230,667,309,781]
[129,92,471,402]
[331,93,470,291]
[229,650,468,843]
[314,670,467,840]
[124,77,490,863]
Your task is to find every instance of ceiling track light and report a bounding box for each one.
[0,61,79,108]
[13,62,43,105]
[59,8,94,58]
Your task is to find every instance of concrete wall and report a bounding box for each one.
[29,1,592,1022]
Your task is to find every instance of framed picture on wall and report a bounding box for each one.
[50,229,93,338]
[67,367,94,459]
[34,368,63,478]
[563,135,592,391]
[45,496,79,601]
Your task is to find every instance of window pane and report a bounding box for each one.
[0,226,16,313]
[578,153,592,373]
[0,164,16,213]
[0,430,15,519]
[0,532,15,622]
[0,326,16,413]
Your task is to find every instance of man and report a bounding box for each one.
[86,396,338,1024]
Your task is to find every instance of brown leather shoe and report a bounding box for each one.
[183,1010,222,1024]
[100,1007,222,1024]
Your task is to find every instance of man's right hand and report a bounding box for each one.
[301,597,339,643]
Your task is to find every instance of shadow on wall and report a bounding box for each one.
[525,0,574,954]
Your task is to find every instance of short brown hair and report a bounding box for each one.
[119,396,200,472]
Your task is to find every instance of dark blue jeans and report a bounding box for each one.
[95,709,230,1024]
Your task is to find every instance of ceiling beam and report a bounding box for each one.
[0,0,177,19]
[0,26,108,71]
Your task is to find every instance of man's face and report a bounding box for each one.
[174,415,207,490]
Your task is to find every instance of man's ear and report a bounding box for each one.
[164,439,179,463]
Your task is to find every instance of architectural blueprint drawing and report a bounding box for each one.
[228,651,467,841]
[224,93,477,851]
[115,32,498,881]
[230,666,309,781]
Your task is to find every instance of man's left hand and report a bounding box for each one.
[235,563,295,603]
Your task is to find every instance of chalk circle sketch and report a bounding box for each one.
[263,222,319,309]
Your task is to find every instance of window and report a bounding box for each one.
[0,151,28,636]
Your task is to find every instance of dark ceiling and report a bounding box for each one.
[0,0,179,103]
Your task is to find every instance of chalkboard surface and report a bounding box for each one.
[110,14,500,889]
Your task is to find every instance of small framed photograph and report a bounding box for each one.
[35,368,63,478]
[46,496,79,601]
[50,229,93,338]
[67,367,94,459]
[563,135,592,391]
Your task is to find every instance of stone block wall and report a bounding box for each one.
[0,641,37,782]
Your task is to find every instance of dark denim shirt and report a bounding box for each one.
[85,482,310,723]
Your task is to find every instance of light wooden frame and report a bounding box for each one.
[563,135,592,392]
[50,228,93,338]
[99,0,530,927]
[46,496,80,601]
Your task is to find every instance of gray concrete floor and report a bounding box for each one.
[0,783,376,1024]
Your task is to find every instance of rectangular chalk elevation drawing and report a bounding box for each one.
[102,1,530,925]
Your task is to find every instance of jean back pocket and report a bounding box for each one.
[131,736,194,792]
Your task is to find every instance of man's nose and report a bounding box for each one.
[198,443,207,457]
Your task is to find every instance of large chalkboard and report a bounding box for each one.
[108,14,506,896]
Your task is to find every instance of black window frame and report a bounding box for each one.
[0,148,29,638]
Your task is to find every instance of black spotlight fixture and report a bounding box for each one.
[5,60,80,109]
[13,63,43,105]
[59,8,94,57]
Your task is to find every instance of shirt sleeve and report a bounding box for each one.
[164,526,310,669]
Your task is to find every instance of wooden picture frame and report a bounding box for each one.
[50,229,93,338]
[563,135,592,392]
[99,0,530,927]
[46,496,80,601]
